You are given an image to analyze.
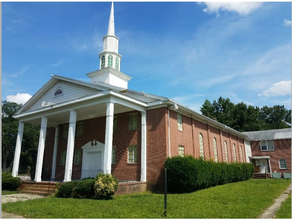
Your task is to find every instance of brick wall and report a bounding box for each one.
[43,110,142,181]
[251,139,291,174]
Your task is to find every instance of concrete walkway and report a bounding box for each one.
[1,193,45,219]
[259,184,291,219]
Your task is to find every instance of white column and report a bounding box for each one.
[140,112,147,182]
[64,110,77,182]
[50,126,59,180]
[34,117,48,182]
[12,122,24,177]
[103,102,114,174]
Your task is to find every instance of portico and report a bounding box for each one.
[12,91,147,183]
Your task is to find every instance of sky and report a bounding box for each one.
[2,1,291,113]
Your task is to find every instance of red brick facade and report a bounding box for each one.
[250,139,291,174]
[42,107,246,188]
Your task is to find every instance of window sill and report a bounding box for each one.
[279,168,288,170]
[127,163,137,165]
[260,150,275,152]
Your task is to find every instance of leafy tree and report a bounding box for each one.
[2,101,39,173]
[200,98,291,132]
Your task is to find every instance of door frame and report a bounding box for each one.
[81,141,104,179]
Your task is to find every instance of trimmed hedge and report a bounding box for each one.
[164,156,254,193]
[2,172,22,191]
[55,174,119,199]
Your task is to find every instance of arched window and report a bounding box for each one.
[224,141,228,163]
[233,144,237,162]
[108,55,113,67]
[115,57,119,70]
[101,55,105,69]
[213,137,218,162]
[54,88,63,97]
[240,145,243,162]
[199,133,204,158]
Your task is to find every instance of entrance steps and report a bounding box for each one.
[253,173,269,179]
[19,181,59,196]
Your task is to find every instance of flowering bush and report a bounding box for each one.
[94,173,118,199]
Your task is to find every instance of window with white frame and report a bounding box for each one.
[240,145,243,162]
[54,88,63,97]
[128,145,137,163]
[108,55,113,67]
[279,159,287,169]
[213,137,218,162]
[112,146,116,164]
[129,113,138,130]
[199,133,204,158]
[115,57,119,70]
[224,141,228,163]
[233,144,237,162]
[101,55,105,69]
[177,114,183,131]
[179,145,184,156]
[260,141,274,151]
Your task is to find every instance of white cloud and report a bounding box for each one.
[283,19,291,27]
[202,2,263,16]
[6,93,32,104]
[258,80,291,97]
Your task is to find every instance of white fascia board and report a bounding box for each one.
[15,90,148,121]
[109,91,147,107]
[15,77,58,115]
[15,91,111,120]
[160,99,253,141]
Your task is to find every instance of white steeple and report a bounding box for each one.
[87,2,131,89]
[107,2,115,36]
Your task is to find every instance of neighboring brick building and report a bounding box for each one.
[12,2,261,190]
[243,129,291,177]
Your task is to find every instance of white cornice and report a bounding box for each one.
[86,67,132,81]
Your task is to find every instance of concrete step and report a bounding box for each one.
[21,190,53,196]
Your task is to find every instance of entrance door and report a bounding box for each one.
[86,151,102,178]
[259,160,268,174]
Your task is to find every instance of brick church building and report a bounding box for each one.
[12,3,253,189]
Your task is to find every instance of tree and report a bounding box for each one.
[2,101,39,173]
[200,97,291,132]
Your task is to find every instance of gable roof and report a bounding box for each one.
[242,128,291,141]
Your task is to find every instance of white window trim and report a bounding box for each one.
[54,87,64,97]
[127,145,137,164]
[279,159,287,169]
[199,133,204,158]
[260,141,274,151]
[179,145,184,157]
[177,113,183,131]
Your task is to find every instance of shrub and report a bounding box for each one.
[55,181,78,198]
[72,179,95,199]
[2,173,21,191]
[94,173,118,199]
[164,156,254,193]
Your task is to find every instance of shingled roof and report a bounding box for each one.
[242,128,291,141]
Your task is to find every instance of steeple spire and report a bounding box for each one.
[107,2,115,36]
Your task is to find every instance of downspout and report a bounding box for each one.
[268,158,272,177]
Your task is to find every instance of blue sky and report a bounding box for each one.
[2,1,291,113]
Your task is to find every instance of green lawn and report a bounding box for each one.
[275,192,291,218]
[2,190,20,195]
[2,179,290,218]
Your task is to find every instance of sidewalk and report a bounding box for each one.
[1,193,45,219]
[259,184,291,219]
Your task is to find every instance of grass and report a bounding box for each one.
[2,179,290,218]
[2,190,20,195]
[275,192,291,218]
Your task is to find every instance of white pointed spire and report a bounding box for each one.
[107,2,115,36]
